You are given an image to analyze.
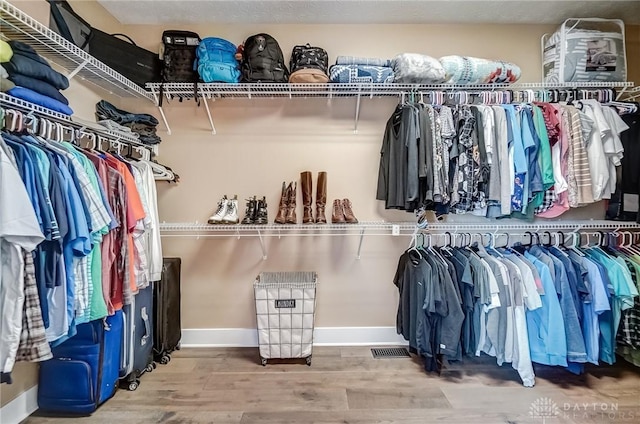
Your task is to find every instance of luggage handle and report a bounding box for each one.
[141,307,151,346]
[109,33,139,47]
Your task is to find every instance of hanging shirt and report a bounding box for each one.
[524,251,568,367]
[0,144,45,379]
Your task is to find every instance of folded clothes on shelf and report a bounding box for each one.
[4,53,69,90]
[97,119,138,137]
[95,100,158,126]
[335,56,392,68]
[329,65,395,84]
[8,40,52,68]
[0,40,13,63]
[96,100,161,145]
[7,86,73,115]
[9,74,69,105]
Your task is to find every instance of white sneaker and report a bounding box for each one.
[222,195,239,224]
[208,195,228,224]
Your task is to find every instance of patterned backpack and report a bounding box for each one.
[289,44,329,83]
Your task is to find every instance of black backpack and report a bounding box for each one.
[241,34,289,83]
[290,44,329,74]
[161,30,201,83]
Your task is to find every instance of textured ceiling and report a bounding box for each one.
[97,0,640,25]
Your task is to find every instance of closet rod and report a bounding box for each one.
[0,93,154,152]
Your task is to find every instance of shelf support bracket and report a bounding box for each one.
[353,87,362,134]
[356,228,366,260]
[150,87,172,135]
[257,229,267,260]
[67,59,89,80]
[201,95,217,135]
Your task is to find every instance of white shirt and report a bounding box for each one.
[0,145,44,375]
[133,161,163,282]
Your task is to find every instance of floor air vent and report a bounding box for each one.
[371,347,410,359]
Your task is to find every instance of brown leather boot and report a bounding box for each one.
[315,171,327,224]
[331,199,346,223]
[274,182,288,224]
[285,182,297,224]
[342,198,358,223]
[300,171,313,224]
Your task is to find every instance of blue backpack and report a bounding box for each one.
[196,37,240,83]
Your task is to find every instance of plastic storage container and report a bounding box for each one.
[542,18,627,83]
[253,271,317,366]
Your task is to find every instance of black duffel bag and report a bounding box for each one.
[47,0,161,88]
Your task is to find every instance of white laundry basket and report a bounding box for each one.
[253,272,317,366]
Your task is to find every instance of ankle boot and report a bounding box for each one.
[315,171,327,224]
[208,195,229,224]
[222,195,239,224]
[300,171,313,224]
[285,182,297,224]
[255,196,268,225]
[342,198,358,223]
[241,196,257,224]
[274,182,287,224]
[331,199,346,223]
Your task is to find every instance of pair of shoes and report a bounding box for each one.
[300,171,327,224]
[274,181,298,224]
[331,199,358,223]
[208,195,239,224]
[241,196,268,225]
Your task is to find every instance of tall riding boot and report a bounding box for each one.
[315,171,327,224]
[300,171,313,224]
[285,182,297,224]
[274,182,288,224]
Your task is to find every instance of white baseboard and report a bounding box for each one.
[180,326,407,347]
[0,385,38,424]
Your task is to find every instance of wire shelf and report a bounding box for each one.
[159,221,416,235]
[0,0,154,101]
[147,82,635,100]
[159,220,640,235]
[0,92,71,121]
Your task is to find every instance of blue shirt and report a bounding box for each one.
[524,251,568,367]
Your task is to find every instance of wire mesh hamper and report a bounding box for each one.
[253,272,317,366]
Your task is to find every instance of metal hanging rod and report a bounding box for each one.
[0,93,153,151]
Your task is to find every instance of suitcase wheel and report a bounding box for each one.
[160,355,171,365]
[128,380,140,391]
[145,363,154,373]
[260,357,267,366]
[306,355,312,366]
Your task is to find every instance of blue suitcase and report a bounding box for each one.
[37,310,124,415]
[120,284,155,390]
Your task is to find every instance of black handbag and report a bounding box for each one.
[47,0,161,88]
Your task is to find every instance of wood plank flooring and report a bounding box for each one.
[23,346,640,424]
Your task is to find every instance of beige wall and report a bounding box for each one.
[2,0,638,411]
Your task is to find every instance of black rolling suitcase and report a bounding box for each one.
[154,258,182,364]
